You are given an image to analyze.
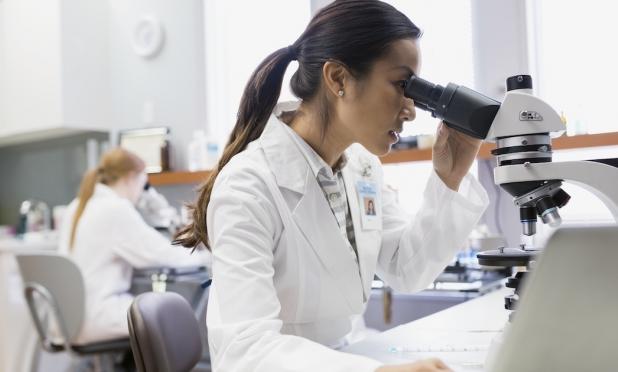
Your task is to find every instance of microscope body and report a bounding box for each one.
[494,160,618,221]
[487,82,618,234]
[406,73,618,323]
[405,73,618,239]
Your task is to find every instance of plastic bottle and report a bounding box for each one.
[187,130,205,171]
[187,130,220,171]
[204,136,220,169]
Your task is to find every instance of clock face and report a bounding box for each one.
[133,15,165,58]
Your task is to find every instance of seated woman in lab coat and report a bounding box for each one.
[59,147,209,344]
[175,1,488,371]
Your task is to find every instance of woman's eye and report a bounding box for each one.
[396,80,408,89]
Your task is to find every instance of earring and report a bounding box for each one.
[338,89,344,97]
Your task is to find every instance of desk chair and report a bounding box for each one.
[127,292,202,372]
[15,253,131,372]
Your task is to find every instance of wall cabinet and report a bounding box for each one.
[0,0,110,147]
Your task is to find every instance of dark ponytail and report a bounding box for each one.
[174,0,422,250]
[174,47,296,249]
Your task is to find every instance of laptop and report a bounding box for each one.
[486,225,618,371]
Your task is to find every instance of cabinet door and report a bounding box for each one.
[0,0,64,140]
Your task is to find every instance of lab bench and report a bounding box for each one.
[364,267,507,332]
[345,287,510,370]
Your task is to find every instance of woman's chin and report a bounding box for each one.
[363,142,393,157]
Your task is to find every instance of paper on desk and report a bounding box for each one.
[384,330,502,371]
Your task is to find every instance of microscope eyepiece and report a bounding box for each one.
[403,75,444,112]
[404,75,501,139]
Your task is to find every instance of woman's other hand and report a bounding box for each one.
[376,358,453,372]
[432,121,482,191]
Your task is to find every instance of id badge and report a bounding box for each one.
[356,180,380,230]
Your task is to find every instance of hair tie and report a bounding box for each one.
[286,45,298,61]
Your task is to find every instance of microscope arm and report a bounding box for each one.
[494,161,618,222]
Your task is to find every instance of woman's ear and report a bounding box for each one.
[322,61,349,98]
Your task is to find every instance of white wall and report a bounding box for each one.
[202,1,310,147]
[471,0,531,98]
[310,0,333,15]
[0,0,205,169]
[0,0,63,135]
[0,3,4,129]
[470,0,532,247]
[108,0,206,170]
[60,0,111,127]
[0,0,110,145]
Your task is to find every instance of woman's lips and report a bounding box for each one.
[388,130,400,143]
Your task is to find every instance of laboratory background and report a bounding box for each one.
[1,0,617,371]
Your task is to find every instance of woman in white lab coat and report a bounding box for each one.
[175,1,488,371]
[59,148,208,344]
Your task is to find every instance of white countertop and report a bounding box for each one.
[0,232,58,252]
[343,286,510,371]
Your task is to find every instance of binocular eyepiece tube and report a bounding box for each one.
[403,75,501,140]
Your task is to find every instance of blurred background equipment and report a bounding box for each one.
[17,200,51,235]
[118,127,171,173]
[137,183,180,233]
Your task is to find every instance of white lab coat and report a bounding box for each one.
[59,184,209,344]
[206,106,489,372]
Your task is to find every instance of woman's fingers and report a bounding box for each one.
[433,122,450,151]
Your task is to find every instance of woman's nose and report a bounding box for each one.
[400,98,416,122]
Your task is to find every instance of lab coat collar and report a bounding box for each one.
[259,101,351,194]
[258,102,312,195]
[281,117,348,180]
[93,183,120,199]
[92,183,134,208]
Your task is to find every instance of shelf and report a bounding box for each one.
[148,170,211,186]
[380,141,497,163]
[380,131,618,164]
[148,132,618,185]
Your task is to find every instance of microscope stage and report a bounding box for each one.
[477,247,539,267]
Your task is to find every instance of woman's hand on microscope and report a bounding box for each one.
[376,358,453,372]
[432,121,482,191]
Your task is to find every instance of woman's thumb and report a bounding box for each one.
[433,121,449,150]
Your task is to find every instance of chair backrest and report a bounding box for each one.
[127,292,202,372]
[15,253,85,347]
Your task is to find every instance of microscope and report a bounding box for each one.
[404,74,618,314]
[137,183,181,236]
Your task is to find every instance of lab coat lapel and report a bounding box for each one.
[292,174,364,311]
[259,114,364,312]
[342,149,381,300]
[259,115,308,195]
